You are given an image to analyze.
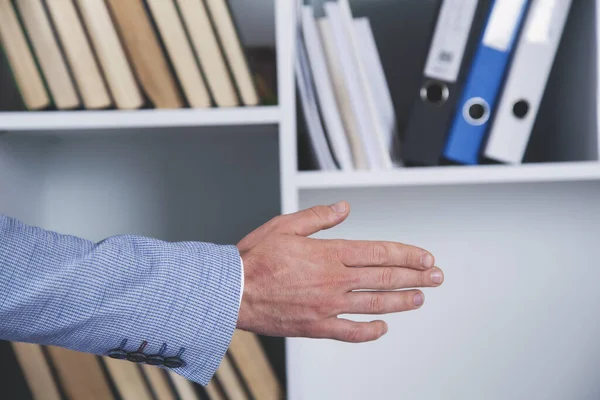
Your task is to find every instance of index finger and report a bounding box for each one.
[330,240,435,270]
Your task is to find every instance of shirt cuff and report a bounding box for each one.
[239,255,244,310]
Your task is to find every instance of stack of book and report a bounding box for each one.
[299,0,574,169]
[9,329,282,400]
[0,0,275,111]
[297,0,400,171]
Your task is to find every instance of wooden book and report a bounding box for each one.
[46,346,114,399]
[0,0,50,110]
[105,0,183,109]
[14,0,79,110]
[11,343,61,400]
[141,365,176,400]
[74,0,143,109]
[175,0,239,107]
[145,0,211,108]
[204,378,227,400]
[168,370,226,400]
[205,0,260,106]
[103,357,153,400]
[167,371,202,400]
[229,330,282,400]
[44,0,111,109]
[216,354,249,400]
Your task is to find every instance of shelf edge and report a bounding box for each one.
[0,106,280,131]
[295,161,600,189]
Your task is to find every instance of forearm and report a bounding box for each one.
[0,214,242,385]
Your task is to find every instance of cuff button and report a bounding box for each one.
[147,343,167,366]
[107,339,128,360]
[107,349,127,360]
[127,352,147,363]
[163,347,186,368]
[127,341,148,363]
[146,355,164,366]
[163,357,184,368]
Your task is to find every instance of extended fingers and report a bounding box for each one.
[342,290,424,315]
[350,266,444,291]
[332,240,435,270]
[315,318,388,343]
[237,202,349,250]
[283,202,350,237]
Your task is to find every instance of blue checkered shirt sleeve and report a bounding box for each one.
[0,214,242,386]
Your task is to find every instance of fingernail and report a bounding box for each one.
[330,201,346,213]
[420,253,434,268]
[382,324,388,335]
[413,293,424,307]
[431,270,443,284]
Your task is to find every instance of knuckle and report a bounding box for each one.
[312,293,338,318]
[343,270,361,288]
[319,299,334,318]
[311,298,328,318]
[416,271,429,287]
[330,296,347,315]
[405,247,413,267]
[302,321,324,338]
[369,294,385,314]
[330,241,347,263]
[323,245,339,265]
[370,243,389,265]
[309,206,326,220]
[379,268,394,288]
[343,327,362,342]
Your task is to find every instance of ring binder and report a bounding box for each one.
[401,0,486,166]
[484,0,573,164]
[442,0,531,165]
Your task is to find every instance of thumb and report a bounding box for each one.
[285,201,350,237]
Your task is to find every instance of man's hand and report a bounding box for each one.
[236,201,444,343]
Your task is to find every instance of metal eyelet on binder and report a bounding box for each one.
[462,97,490,126]
[420,80,449,106]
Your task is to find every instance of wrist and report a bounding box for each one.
[238,254,244,310]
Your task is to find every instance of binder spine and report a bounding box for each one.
[442,0,531,165]
[401,0,481,166]
[484,0,573,164]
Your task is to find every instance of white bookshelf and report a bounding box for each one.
[294,161,600,189]
[0,106,280,131]
[2,0,600,399]
[281,1,600,400]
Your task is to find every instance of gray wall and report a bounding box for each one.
[230,0,276,46]
[0,126,280,245]
[295,180,600,399]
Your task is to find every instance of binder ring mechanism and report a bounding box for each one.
[463,97,490,126]
[420,80,449,106]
